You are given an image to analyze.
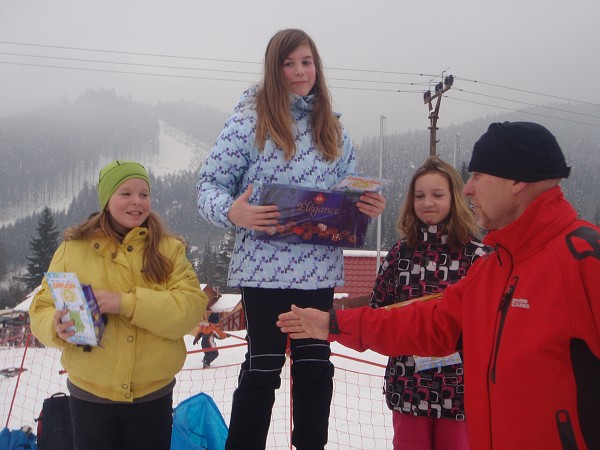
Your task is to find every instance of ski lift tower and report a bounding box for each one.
[423,74,453,156]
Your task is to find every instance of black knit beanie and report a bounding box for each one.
[468,121,571,182]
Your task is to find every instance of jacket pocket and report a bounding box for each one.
[555,410,578,450]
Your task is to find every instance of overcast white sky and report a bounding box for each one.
[1,0,599,140]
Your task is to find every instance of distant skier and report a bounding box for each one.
[194,321,226,368]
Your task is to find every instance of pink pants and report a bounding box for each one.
[392,412,470,450]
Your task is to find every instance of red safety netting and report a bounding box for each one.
[1,327,393,449]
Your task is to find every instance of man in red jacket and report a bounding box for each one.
[277,121,600,450]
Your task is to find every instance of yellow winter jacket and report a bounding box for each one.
[29,227,208,402]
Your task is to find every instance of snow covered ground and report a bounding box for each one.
[1,330,393,449]
[149,121,211,177]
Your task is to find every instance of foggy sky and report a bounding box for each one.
[1,0,599,141]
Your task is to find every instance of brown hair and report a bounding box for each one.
[255,28,342,161]
[64,210,180,284]
[397,155,480,250]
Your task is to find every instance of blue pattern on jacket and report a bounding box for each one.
[197,86,356,289]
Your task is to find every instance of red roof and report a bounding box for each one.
[335,250,387,299]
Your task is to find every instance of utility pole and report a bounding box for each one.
[376,115,386,274]
[423,74,453,156]
[454,132,460,168]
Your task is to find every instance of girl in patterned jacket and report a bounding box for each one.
[197,29,385,450]
[369,156,487,450]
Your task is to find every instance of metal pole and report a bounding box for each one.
[454,133,460,168]
[376,115,386,274]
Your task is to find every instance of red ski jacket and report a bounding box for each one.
[332,187,600,450]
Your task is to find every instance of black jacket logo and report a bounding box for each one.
[565,226,600,260]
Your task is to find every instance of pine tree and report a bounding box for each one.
[25,207,60,289]
[0,240,7,282]
[0,280,28,310]
[197,240,217,286]
[214,230,235,293]
[460,161,469,184]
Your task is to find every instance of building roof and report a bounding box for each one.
[14,286,41,312]
[15,252,387,314]
[210,293,241,313]
[334,249,387,304]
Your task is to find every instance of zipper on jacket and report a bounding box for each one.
[490,275,519,383]
[555,410,579,450]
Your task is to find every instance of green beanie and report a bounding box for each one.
[98,160,150,209]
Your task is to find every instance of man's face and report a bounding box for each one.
[463,172,520,231]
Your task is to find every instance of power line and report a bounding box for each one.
[332,86,422,93]
[446,95,600,128]
[0,41,441,78]
[0,51,434,87]
[2,40,594,108]
[454,76,600,108]
[0,61,255,84]
[455,88,600,120]
[328,67,438,78]
[0,51,260,76]
[1,60,596,128]
[0,40,261,66]
[0,60,427,93]
[1,41,598,128]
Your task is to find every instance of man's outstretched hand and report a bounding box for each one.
[277,305,330,340]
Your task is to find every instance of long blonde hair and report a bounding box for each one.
[64,210,180,284]
[397,156,480,250]
[255,28,342,161]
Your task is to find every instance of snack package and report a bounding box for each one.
[333,174,389,193]
[45,272,105,346]
[256,184,369,248]
[255,175,388,248]
[81,283,106,344]
[414,353,463,371]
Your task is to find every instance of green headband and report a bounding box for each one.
[98,160,150,209]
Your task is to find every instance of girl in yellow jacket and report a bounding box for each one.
[30,160,208,450]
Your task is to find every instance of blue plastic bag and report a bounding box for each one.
[171,392,228,450]
[0,427,38,450]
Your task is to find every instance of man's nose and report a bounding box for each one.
[463,177,473,195]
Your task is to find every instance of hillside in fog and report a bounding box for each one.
[0,89,599,276]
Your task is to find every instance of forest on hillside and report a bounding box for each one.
[355,106,600,250]
[1,90,599,303]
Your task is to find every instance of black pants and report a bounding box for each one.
[70,392,173,450]
[225,287,334,450]
[202,334,220,366]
